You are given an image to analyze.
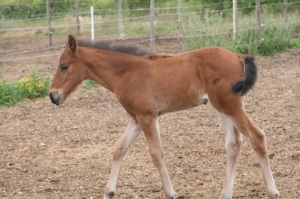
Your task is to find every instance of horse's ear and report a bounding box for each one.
[68,35,77,52]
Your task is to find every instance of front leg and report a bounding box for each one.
[103,119,142,199]
[137,114,175,199]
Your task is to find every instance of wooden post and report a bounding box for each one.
[150,0,155,53]
[232,0,237,39]
[284,0,288,23]
[118,0,124,39]
[255,0,261,41]
[46,0,52,47]
[75,0,80,34]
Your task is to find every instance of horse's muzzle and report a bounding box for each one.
[49,90,62,106]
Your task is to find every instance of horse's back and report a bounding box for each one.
[115,47,245,116]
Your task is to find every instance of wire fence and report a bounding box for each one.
[0,1,300,86]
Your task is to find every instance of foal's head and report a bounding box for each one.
[49,35,86,105]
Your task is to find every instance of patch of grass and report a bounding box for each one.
[290,37,300,48]
[0,72,50,107]
[181,11,300,56]
[0,82,22,106]
[82,80,98,89]
[181,12,233,51]
[232,22,297,56]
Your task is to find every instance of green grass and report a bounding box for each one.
[0,73,100,107]
[0,72,50,107]
[82,80,98,89]
[181,11,300,56]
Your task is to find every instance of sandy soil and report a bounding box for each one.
[0,35,299,199]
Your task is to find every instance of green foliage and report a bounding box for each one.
[182,11,300,56]
[0,72,50,106]
[181,11,232,51]
[290,37,300,48]
[18,72,50,99]
[1,0,46,19]
[1,0,300,19]
[232,23,297,56]
[0,82,22,106]
[0,0,115,19]
[82,80,98,89]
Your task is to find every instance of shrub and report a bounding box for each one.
[232,24,296,56]
[0,72,50,107]
[0,82,22,106]
[19,72,50,99]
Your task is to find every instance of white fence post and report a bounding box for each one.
[232,0,237,39]
[150,0,155,53]
[177,0,181,23]
[90,6,94,41]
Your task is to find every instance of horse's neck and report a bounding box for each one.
[81,49,137,92]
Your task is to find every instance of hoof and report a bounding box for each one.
[268,192,279,199]
[103,191,115,199]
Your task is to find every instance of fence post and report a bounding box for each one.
[118,0,124,39]
[232,0,237,39]
[255,0,261,41]
[284,0,288,23]
[150,0,155,53]
[177,0,181,23]
[75,0,80,34]
[90,6,94,41]
[46,0,52,47]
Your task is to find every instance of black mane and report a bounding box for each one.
[77,39,150,56]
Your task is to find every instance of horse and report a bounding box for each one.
[49,35,279,199]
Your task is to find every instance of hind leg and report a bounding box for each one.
[232,112,279,198]
[209,93,278,198]
[218,113,243,199]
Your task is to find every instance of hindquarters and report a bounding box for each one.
[194,47,257,98]
[194,47,256,113]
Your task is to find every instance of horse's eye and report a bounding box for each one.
[61,65,69,71]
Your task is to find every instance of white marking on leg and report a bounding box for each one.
[218,113,242,199]
[104,120,142,199]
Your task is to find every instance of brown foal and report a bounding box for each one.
[49,35,279,199]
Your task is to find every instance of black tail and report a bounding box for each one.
[231,55,257,96]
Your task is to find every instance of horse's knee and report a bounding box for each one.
[149,148,165,168]
[249,129,267,156]
[225,140,242,158]
[112,144,127,161]
[225,132,242,157]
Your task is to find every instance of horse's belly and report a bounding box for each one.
[157,92,207,115]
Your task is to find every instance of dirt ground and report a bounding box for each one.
[0,35,299,199]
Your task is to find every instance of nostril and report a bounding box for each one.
[49,92,55,104]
